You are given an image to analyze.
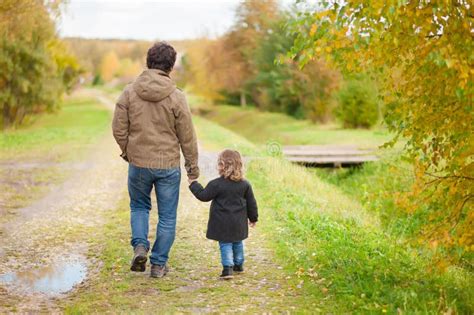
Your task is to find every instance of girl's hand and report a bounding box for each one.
[188,178,197,185]
[249,221,256,228]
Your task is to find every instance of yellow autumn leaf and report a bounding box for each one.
[445,59,454,68]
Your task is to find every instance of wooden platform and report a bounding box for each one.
[282,145,378,167]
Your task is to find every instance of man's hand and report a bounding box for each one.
[120,152,129,162]
[249,221,256,228]
[188,178,197,185]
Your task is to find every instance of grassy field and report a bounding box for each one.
[25,88,468,313]
[5,88,469,313]
[95,86,393,149]
[191,115,473,313]
[0,96,110,160]
[192,101,392,148]
[311,160,424,238]
[193,116,259,156]
[0,95,111,221]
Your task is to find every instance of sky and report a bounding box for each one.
[59,0,293,41]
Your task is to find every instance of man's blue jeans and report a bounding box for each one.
[128,164,181,266]
[218,241,244,267]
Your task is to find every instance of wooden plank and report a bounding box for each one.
[281,145,379,166]
[286,155,378,164]
[283,149,374,156]
[283,145,375,155]
[283,144,372,151]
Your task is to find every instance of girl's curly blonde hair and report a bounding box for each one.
[217,149,244,181]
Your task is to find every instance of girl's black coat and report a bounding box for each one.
[189,177,258,242]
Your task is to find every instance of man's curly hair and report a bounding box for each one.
[146,42,177,73]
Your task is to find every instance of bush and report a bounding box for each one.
[336,77,379,128]
[92,74,104,86]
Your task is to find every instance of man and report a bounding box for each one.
[112,42,199,278]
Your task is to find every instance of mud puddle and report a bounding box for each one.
[0,257,87,296]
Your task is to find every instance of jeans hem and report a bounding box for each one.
[132,242,149,251]
[150,258,167,266]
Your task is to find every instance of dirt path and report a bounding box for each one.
[1,90,307,313]
[0,92,128,313]
[155,151,304,313]
[62,147,305,313]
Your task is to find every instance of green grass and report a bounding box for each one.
[193,116,259,156]
[192,116,474,314]
[310,157,429,239]
[0,96,110,160]
[248,158,473,313]
[0,95,111,221]
[193,102,392,148]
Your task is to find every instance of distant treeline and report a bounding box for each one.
[64,1,380,129]
[0,0,81,129]
[64,38,191,86]
[180,0,380,128]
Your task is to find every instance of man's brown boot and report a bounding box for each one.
[130,245,148,272]
[150,264,169,278]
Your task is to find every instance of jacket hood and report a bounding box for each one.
[132,69,176,102]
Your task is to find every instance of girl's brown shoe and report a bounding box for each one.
[220,266,234,280]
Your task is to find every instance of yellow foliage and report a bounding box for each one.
[291,0,474,261]
[117,58,142,79]
[182,39,224,102]
[100,51,120,82]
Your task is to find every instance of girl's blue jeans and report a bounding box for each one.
[218,241,244,267]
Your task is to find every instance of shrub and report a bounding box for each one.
[92,74,103,86]
[336,77,379,128]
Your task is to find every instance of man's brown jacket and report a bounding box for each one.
[112,69,199,179]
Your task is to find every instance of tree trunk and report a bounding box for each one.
[377,100,383,123]
[2,103,11,129]
[240,90,247,107]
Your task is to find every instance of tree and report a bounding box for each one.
[182,2,342,122]
[221,0,281,106]
[181,38,225,102]
[117,58,141,80]
[0,0,80,128]
[252,16,340,121]
[336,76,379,128]
[290,1,473,260]
[99,51,120,82]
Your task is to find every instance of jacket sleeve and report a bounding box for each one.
[174,92,200,180]
[112,89,130,161]
[245,182,258,223]
[189,181,217,202]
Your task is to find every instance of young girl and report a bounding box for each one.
[188,149,258,279]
